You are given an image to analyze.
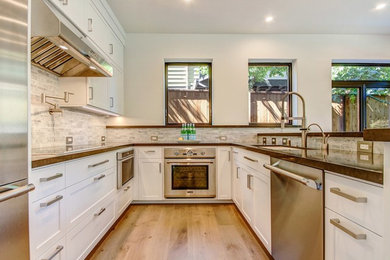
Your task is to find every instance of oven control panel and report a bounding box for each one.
[164,148,216,158]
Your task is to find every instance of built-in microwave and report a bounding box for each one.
[117,149,134,189]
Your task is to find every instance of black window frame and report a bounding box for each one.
[165,62,213,126]
[248,62,293,127]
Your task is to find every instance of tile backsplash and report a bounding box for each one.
[31,66,107,148]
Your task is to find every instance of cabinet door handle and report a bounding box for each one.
[236,167,239,179]
[40,173,63,182]
[94,207,106,217]
[88,159,109,168]
[40,195,63,208]
[159,163,162,173]
[145,150,156,153]
[94,174,106,181]
[244,156,258,163]
[109,43,114,54]
[247,174,253,190]
[124,186,131,191]
[228,151,231,162]
[88,18,93,32]
[62,0,68,5]
[330,187,367,203]
[41,245,64,260]
[89,86,93,100]
[330,218,367,240]
[110,97,114,108]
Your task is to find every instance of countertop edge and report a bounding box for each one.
[363,129,390,142]
[32,142,383,185]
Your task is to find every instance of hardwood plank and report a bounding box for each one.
[87,204,270,260]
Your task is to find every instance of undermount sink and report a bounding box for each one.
[252,145,314,151]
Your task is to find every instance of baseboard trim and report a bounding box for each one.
[132,199,234,204]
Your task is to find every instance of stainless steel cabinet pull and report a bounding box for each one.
[94,207,106,217]
[109,43,114,54]
[110,97,114,108]
[89,86,93,100]
[40,173,63,182]
[94,174,106,181]
[159,163,162,173]
[247,174,253,190]
[233,151,238,154]
[62,0,68,5]
[88,18,93,32]
[264,163,321,190]
[124,186,131,191]
[244,156,258,163]
[236,167,239,179]
[228,151,231,162]
[145,150,156,153]
[41,245,64,260]
[0,184,35,203]
[330,218,367,240]
[40,195,63,208]
[88,159,109,168]
[330,188,367,203]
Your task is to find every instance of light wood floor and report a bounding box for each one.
[87,204,270,260]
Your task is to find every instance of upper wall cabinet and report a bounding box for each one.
[48,0,86,33]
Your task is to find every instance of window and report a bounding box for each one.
[248,63,292,125]
[332,64,390,131]
[165,63,212,125]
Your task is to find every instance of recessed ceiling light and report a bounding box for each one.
[375,3,387,10]
[59,45,68,50]
[265,16,274,23]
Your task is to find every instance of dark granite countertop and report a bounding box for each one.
[364,129,390,142]
[32,142,383,185]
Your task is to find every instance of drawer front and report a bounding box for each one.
[65,152,115,187]
[30,164,66,202]
[116,182,133,217]
[66,168,115,229]
[137,147,162,159]
[35,237,66,260]
[30,191,66,256]
[66,195,116,260]
[325,209,383,260]
[240,150,270,174]
[325,173,383,236]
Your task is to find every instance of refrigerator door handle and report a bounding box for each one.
[0,184,35,203]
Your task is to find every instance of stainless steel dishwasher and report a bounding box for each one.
[264,158,324,260]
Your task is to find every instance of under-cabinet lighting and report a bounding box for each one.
[59,45,68,50]
[89,66,96,70]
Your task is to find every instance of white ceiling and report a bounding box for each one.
[107,0,390,34]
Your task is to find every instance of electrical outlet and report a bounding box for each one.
[262,137,267,145]
[101,136,106,142]
[66,136,73,145]
[219,136,227,141]
[272,138,276,145]
[357,141,373,153]
[151,136,158,141]
[282,138,288,145]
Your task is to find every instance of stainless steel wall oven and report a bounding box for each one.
[164,148,216,198]
[117,149,134,189]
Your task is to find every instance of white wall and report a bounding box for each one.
[108,33,390,131]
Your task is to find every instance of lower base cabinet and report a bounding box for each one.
[67,193,116,260]
[116,179,134,217]
[325,208,383,260]
[37,237,66,260]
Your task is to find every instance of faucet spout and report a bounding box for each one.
[306,123,329,151]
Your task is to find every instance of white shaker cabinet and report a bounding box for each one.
[217,147,232,199]
[48,0,86,33]
[138,159,163,200]
[240,166,254,224]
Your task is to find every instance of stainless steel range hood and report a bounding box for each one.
[31,0,113,77]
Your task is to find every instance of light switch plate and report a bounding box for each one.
[262,137,267,145]
[219,136,227,141]
[272,138,276,145]
[357,141,373,153]
[151,136,158,141]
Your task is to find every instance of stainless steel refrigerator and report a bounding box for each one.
[0,0,35,259]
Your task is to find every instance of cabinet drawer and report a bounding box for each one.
[66,195,116,260]
[65,152,115,187]
[30,191,66,256]
[325,209,383,260]
[137,147,162,159]
[30,164,65,202]
[116,181,133,217]
[325,173,383,236]
[35,237,66,260]
[240,150,270,173]
[66,168,115,229]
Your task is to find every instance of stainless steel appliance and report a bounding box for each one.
[264,158,323,260]
[117,149,134,189]
[0,0,35,259]
[31,0,113,77]
[164,148,216,198]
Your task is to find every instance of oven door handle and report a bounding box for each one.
[166,162,214,164]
